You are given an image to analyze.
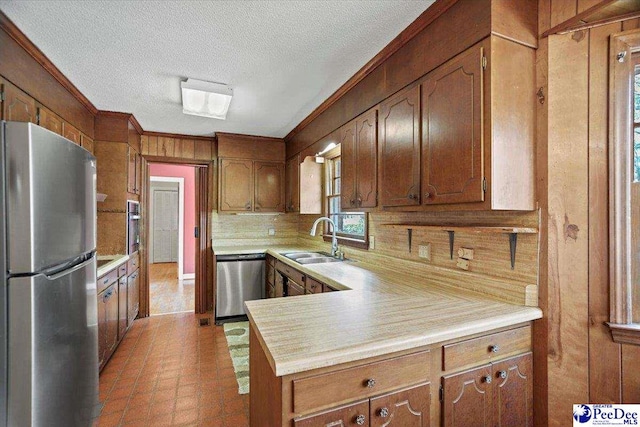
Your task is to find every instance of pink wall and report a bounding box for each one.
[149,163,196,274]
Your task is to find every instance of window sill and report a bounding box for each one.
[608,322,640,346]
[322,234,369,250]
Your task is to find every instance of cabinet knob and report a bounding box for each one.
[365,378,376,388]
[378,407,389,418]
[424,192,431,199]
[255,206,260,210]
[489,344,500,353]
[245,203,251,210]
[498,370,507,379]
[350,199,355,206]
[357,197,362,206]
[408,194,416,200]
[483,375,492,384]
[355,415,366,425]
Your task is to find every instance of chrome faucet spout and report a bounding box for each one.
[310,216,338,257]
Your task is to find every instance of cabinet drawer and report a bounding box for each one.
[443,325,531,371]
[293,350,430,415]
[306,276,324,294]
[276,261,305,286]
[118,263,127,278]
[97,269,118,294]
[127,252,140,274]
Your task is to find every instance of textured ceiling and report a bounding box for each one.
[0,0,434,137]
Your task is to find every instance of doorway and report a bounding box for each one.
[148,163,196,315]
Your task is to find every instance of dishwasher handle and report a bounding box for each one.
[216,253,266,262]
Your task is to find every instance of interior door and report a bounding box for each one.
[152,189,179,263]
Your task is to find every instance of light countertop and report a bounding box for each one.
[97,254,129,277]
[214,244,542,377]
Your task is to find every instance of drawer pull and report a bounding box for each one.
[483,375,492,384]
[489,344,500,353]
[365,378,376,388]
[498,370,507,379]
[378,407,389,418]
[355,415,366,425]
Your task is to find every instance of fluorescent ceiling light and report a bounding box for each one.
[181,78,233,120]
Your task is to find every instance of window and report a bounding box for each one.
[324,149,368,248]
[608,32,640,345]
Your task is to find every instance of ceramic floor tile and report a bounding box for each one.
[95,313,249,427]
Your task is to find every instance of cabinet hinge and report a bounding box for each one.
[482,56,487,70]
[439,385,443,402]
[0,90,5,102]
[483,177,487,192]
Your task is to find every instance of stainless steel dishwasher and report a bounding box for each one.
[215,253,265,324]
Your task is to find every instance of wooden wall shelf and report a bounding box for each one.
[380,224,539,269]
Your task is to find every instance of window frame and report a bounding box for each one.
[322,146,369,250]
[608,30,640,345]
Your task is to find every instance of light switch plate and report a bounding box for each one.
[369,235,375,250]
[418,244,431,260]
[268,228,276,236]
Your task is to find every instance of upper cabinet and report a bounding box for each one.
[379,84,421,207]
[217,133,286,213]
[37,106,63,135]
[62,121,81,145]
[0,78,37,123]
[285,154,300,212]
[421,44,484,206]
[219,159,284,213]
[341,107,378,210]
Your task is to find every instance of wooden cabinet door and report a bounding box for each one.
[1,79,37,123]
[97,290,108,370]
[355,108,377,208]
[219,158,253,212]
[127,147,136,194]
[254,161,284,212]
[492,353,533,427]
[62,122,81,145]
[294,399,369,427]
[287,280,305,297]
[421,45,484,205]
[340,119,358,210]
[379,85,421,207]
[127,270,139,325]
[370,382,430,427]
[275,271,284,298]
[442,364,493,427]
[81,133,94,154]
[105,284,119,356]
[117,277,128,340]
[286,155,300,212]
[37,106,62,135]
[135,152,142,195]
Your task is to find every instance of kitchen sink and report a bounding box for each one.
[295,257,343,265]
[284,251,332,260]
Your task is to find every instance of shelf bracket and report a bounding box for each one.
[509,233,518,269]
[407,228,413,253]
[447,231,455,260]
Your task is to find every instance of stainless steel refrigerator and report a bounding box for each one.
[0,121,98,427]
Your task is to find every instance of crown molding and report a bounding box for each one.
[143,130,215,142]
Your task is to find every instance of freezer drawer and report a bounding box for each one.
[7,257,98,427]
[216,258,265,319]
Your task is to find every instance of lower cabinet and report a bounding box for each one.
[127,269,140,326]
[442,353,532,427]
[269,259,336,298]
[294,384,430,427]
[118,277,128,340]
[97,283,118,371]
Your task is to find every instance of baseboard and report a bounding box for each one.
[181,273,195,280]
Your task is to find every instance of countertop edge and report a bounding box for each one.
[97,254,130,277]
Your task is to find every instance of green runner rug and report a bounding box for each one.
[223,321,250,395]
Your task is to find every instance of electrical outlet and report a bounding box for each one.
[418,244,431,260]
[268,228,276,236]
[457,247,474,260]
[369,235,375,250]
[456,258,470,270]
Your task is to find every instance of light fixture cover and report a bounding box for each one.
[181,78,233,120]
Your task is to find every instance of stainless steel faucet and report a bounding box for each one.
[310,216,338,257]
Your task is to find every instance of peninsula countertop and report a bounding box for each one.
[213,245,543,377]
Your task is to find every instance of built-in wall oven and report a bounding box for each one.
[127,201,140,254]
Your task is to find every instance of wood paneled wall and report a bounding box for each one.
[141,134,215,161]
[298,211,540,306]
[211,213,299,247]
[537,3,640,426]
